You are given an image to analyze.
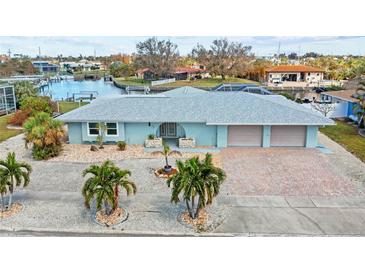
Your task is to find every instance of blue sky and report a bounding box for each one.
[0,36,364,57]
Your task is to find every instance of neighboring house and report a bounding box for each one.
[320,90,360,121]
[57,86,333,148]
[174,67,209,80]
[0,54,10,64]
[137,66,210,81]
[32,61,59,73]
[136,68,155,80]
[0,84,16,115]
[265,65,324,87]
[60,61,102,73]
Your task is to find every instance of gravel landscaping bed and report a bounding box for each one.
[0,203,23,219]
[48,143,222,166]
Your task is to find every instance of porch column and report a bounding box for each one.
[216,125,228,148]
[262,125,271,147]
[305,126,318,148]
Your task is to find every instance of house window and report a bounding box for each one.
[106,123,118,136]
[88,123,99,136]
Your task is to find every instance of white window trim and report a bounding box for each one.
[87,122,119,137]
[105,122,119,137]
[87,122,100,136]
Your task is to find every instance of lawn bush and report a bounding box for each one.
[117,141,127,151]
[23,112,65,160]
[20,96,55,115]
[279,92,295,101]
[31,145,62,160]
[7,109,31,126]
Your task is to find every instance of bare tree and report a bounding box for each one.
[311,102,336,117]
[191,38,253,80]
[134,37,179,79]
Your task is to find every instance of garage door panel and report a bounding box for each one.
[228,126,262,146]
[270,126,306,147]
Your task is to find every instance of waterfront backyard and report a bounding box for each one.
[114,76,258,88]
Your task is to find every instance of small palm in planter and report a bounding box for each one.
[0,152,32,211]
[82,160,136,224]
[152,142,182,173]
[167,153,226,220]
[96,123,107,149]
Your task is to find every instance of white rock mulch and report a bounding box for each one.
[48,143,222,166]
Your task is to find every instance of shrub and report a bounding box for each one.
[14,81,38,104]
[117,141,127,151]
[7,109,31,126]
[279,92,295,101]
[148,134,155,140]
[20,96,54,115]
[32,145,61,160]
[23,112,65,160]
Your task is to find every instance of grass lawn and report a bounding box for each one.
[114,77,151,86]
[114,77,258,88]
[0,115,22,143]
[159,77,258,88]
[58,101,88,113]
[320,120,365,163]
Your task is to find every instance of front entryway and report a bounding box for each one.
[227,125,263,147]
[159,123,177,138]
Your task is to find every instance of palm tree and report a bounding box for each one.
[112,168,137,210]
[82,160,136,216]
[167,153,226,219]
[0,152,32,209]
[96,123,107,149]
[354,81,365,129]
[152,142,182,173]
[0,170,9,212]
[23,112,65,159]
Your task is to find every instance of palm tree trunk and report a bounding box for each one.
[113,186,119,210]
[191,195,195,219]
[165,156,169,167]
[1,194,4,212]
[195,196,202,219]
[7,178,14,209]
[104,200,110,216]
[186,200,194,219]
[7,192,12,210]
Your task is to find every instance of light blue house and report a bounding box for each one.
[57,86,334,148]
[321,90,360,122]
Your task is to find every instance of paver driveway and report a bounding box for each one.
[221,147,361,196]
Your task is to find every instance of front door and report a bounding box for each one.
[160,123,177,137]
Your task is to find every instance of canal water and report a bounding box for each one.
[46,80,122,100]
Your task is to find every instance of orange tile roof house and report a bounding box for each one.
[265,65,325,87]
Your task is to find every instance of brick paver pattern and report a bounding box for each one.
[221,147,358,196]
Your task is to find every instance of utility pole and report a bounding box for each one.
[277,42,281,57]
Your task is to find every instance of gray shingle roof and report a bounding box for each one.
[57,86,334,126]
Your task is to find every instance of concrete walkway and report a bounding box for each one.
[2,191,365,236]
[215,195,365,236]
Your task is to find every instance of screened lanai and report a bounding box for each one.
[0,85,16,115]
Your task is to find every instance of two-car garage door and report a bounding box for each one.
[227,125,306,147]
